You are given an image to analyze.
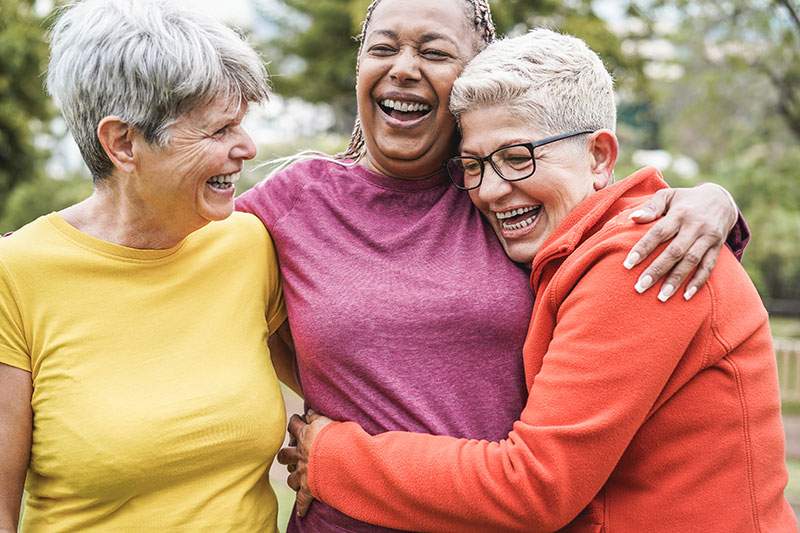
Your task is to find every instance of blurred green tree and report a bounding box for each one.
[0,0,52,219]
[629,0,800,299]
[255,0,648,134]
[0,175,91,233]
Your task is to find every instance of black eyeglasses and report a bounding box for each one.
[446,130,595,191]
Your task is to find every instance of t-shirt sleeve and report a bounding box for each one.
[235,163,306,232]
[263,229,287,335]
[0,261,30,372]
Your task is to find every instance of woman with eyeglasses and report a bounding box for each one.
[280,29,794,533]
[236,1,749,530]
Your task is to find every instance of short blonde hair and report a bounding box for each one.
[450,28,616,136]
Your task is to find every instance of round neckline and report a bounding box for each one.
[348,161,449,192]
[46,212,188,262]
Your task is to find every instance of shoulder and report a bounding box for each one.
[0,215,58,268]
[197,212,273,251]
[236,157,348,228]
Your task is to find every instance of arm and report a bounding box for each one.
[292,246,713,532]
[0,363,32,532]
[626,182,744,300]
[268,321,302,396]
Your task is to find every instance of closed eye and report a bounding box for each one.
[421,49,451,60]
[368,44,397,56]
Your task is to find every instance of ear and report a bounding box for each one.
[97,116,136,173]
[588,129,618,191]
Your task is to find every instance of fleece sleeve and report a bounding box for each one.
[306,244,715,532]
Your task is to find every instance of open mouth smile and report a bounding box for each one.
[494,205,543,236]
[378,98,432,124]
[206,172,240,192]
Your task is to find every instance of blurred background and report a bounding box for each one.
[1,0,798,528]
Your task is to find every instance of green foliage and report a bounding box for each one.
[629,0,800,299]
[0,0,52,217]
[0,175,91,233]
[256,0,644,133]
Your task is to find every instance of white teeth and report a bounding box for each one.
[493,205,541,231]
[380,99,431,113]
[207,172,240,186]
[495,206,537,220]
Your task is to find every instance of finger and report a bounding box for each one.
[287,414,308,439]
[628,189,673,223]
[683,242,723,300]
[277,446,300,465]
[288,433,297,447]
[287,463,297,473]
[634,227,698,293]
[625,217,680,275]
[287,471,301,492]
[296,488,315,517]
[655,237,714,302]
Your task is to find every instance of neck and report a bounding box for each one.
[362,155,446,181]
[60,180,205,250]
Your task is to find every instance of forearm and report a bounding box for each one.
[310,418,625,532]
[268,322,302,396]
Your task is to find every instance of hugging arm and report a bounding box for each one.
[292,245,712,532]
[0,363,32,532]
[628,182,744,300]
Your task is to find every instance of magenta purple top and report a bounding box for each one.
[236,159,533,532]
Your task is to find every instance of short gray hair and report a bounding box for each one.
[47,0,270,180]
[450,28,616,137]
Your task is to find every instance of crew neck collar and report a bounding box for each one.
[46,212,189,261]
[349,162,449,192]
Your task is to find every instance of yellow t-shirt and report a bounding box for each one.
[0,212,287,532]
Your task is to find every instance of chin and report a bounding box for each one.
[506,247,537,265]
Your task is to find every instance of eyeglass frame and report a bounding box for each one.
[446,130,596,191]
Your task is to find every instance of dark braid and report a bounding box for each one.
[337,0,497,162]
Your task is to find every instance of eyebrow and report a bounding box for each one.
[367,29,460,48]
[462,139,531,156]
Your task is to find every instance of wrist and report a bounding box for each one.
[709,183,738,230]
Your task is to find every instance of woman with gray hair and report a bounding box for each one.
[283,29,795,532]
[0,0,293,530]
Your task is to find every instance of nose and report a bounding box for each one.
[476,164,512,205]
[389,48,422,83]
[230,126,257,161]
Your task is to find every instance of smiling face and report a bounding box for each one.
[357,0,479,178]
[132,97,256,230]
[462,106,603,265]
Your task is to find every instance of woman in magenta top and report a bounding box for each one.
[237,0,745,531]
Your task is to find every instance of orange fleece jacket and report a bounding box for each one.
[306,168,796,532]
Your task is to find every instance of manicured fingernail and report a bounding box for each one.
[658,284,675,302]
[629,209,646,219]
[635,275,653,293]
[684,286,698,300]
[623,251,640,269]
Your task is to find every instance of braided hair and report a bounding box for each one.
[337,0,497,162]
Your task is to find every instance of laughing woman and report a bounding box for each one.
[283,29,796,533]
[0,1,290,531]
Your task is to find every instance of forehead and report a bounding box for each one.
[178,97,247,129]
[460,106,544,153]
[367,0,475,47]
